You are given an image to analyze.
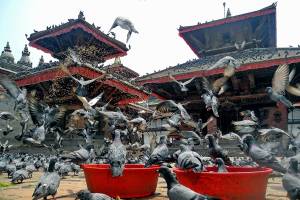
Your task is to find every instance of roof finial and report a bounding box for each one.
[38,55,44,66]
[226,8,231,18]
[4,42,11,53]
[223,2,226,18]
[114,57,122,65]
[17,44,32,67]
[78,11,85,20]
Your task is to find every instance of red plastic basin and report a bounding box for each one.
[174,166,272,200]
[81,164,159,198]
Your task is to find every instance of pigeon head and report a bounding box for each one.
[159,136,167,144]
[179,144,189,152]
[242,134,255,147]
[215,158,225,166]
[158,166,178,190]
[289,158,299,172]
[75,189,92,200]
[86,144,94,152]
[206,134,216,147]
[48,158,57,172]
[265,87,272,94]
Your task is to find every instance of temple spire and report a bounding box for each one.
[0,42,14,63]
[17,44,32,67]
[38,55,44,66]
[226,8,232,18]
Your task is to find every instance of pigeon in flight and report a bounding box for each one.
[169,75,195,92]
[109,17,139,43]
[266,64,294,108]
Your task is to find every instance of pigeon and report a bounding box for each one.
[234,41,246,50]
[0,112,15,135]
[240,110,258,122]
[169,75,195,92]
[108,130,127,177]
[241,134,287,173]
[177,144,205,172]
[0,74,29,138]
[206,134,232,165]
[158,166,220,200]
[201,78,220,117]
[61,145,93,164]
[282,158,300,200]
[76,92,104,111]
[215,158,228,173]
[258,127,292,143]
[32,158,61,200]
[60,63,107,97]
[75,189,115,200]
[11,169,31,183]
[145,136,169,167]
[109,17,139,43]
[266,64,293,108]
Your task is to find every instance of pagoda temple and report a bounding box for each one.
[14,12,149,110]
[137,3,300,134]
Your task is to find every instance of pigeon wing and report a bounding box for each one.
[272,64,289,94]
[169,74,182,85]
[28,95,44,126]
[0,74,21,99]
[212,77,229,94]
[183,77,196,85]
[289,68,296,83]
[201,77,212,92]
[81,73,106,86]
[88,92,104,107]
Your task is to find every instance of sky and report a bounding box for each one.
[0,0,300,75]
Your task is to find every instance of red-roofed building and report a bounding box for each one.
[137,3,300,133]
[14,12,149,109]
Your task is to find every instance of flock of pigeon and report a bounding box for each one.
[1,52,300,199]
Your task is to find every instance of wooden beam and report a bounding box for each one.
[90,82,104,96]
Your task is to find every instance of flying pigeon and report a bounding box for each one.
[266,64,294,108]
[169,75,195,92]
[109,17,139,43]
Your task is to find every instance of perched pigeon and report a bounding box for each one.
[177,144,205,172]
[75,189,114,200]
[169,75,195,92]
[109,17,139,43]
[108,130,127,177]
[242,134,286,173]
[32,158,61,200]
[145,136,169,167]
[266,64,293,108]
[206,135,232,165]
[215,158,228,173]
[158,166,220,200]
[282,158,300,200]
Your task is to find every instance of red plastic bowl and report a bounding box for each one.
[174,166,272,200]
[81,164,159,198]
